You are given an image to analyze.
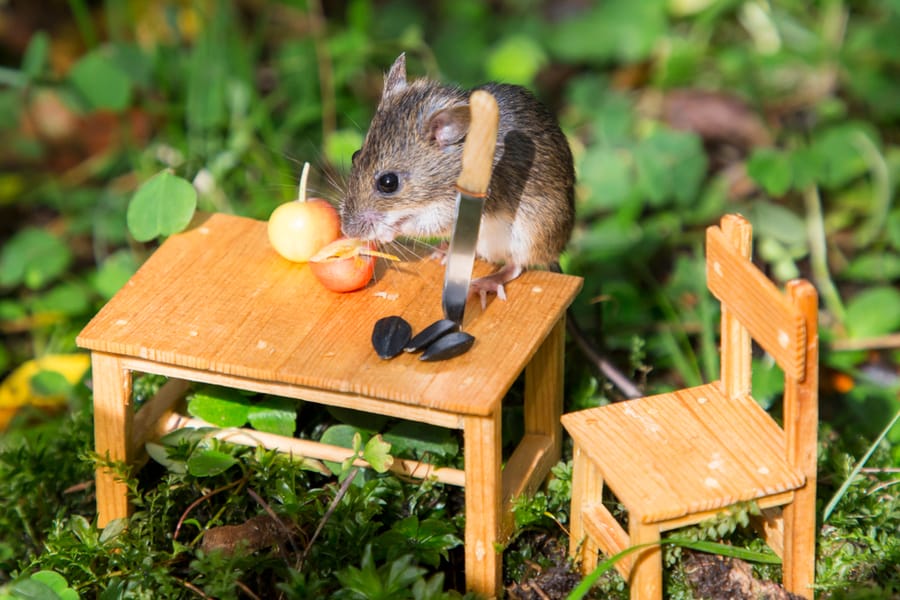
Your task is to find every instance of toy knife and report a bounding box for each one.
[441,90,499,327]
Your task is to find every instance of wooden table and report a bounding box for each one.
[77,212,582,596]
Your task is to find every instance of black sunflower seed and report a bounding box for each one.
[419,331,475,362]
[404,319,460,353]
[371,316,412,359]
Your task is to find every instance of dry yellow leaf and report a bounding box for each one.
[0,353,91,431]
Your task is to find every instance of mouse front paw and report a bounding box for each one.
[429,241,449,264]
[470,264,524,309]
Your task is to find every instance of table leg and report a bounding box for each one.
[91,352,133,527]
[524,316,565,462]
[463,411,502,597]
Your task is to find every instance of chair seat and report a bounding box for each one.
[561,382,805,524]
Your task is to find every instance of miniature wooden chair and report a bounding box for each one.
[562,214,818,598]
[77,212,582,598]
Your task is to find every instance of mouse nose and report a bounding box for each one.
[341,209,378,239]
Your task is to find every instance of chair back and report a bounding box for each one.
[705,214,819,474]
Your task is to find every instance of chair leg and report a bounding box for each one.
[569,444,602,575]
[782,482,817,598]
[463,412,502,597]
[91,352,134,527]
[629,520,662,600]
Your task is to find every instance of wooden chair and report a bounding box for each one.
[562,214,818,598]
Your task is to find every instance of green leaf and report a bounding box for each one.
[578,147,634,212]
[30,282,91,317]
[126,171,198,242]
[845,286,900,339]
[547,0,667,63]
[633,129,707,206]
[886,209,900,251]
[747,147,793,196]
[320,424,367,476]
[842,253,900,282]
[247,396,297,437]
[22,32,50,80]
[0,227,72,290]
[98,518,127,544]
[67,48,132,111]
[383,421,458,458]
[378,516,461,567]
[145,441,187,475]
[363,434,393,473]
[485,35,547,86]
[810,124,876,190]
[29,370,72,397]
[187,386,251,428]
[13,571,79,600]
[92,250,138,300]
[187,448,238,477]
[746,201,808,246]
[324,129,364,170]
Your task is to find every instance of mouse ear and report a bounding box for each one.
[426,105,470,149]
[383,54,408,97]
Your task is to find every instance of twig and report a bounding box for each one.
[829,332,900,352]
[174,478,246,541]
[567,315,642,399]
[297,466,360,570]
[247,487,300,557]
[177,578,213,599]
[235,580,263,600]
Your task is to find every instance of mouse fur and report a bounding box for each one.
[340,53,575,295]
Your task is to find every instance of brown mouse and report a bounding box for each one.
[339,53,575,300]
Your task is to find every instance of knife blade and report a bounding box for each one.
[441,90,500,326]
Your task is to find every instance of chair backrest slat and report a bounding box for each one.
[706,224,807,381]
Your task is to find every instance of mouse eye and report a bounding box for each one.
[376,172,400,194]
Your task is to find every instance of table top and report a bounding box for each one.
[77,213,582,416]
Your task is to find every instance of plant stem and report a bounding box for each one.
[298,162,310,202]
[803,185,846,326]
[297,466,360,570]
[852,131,893,248]
[67,0,98,48]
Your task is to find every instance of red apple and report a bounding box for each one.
[309,238,400,293]
[309,238,376,292]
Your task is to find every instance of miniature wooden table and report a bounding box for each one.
[77,212,582,596]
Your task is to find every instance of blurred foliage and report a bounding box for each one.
[0,0,899,597]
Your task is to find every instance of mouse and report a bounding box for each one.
[339,53,575,302]
[340,54,640,400]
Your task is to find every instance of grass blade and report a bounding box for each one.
[823,409,900,523]
[566,537,780,599]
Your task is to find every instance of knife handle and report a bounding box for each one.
[457,90,499,196]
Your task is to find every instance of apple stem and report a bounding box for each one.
[297,161,310,203]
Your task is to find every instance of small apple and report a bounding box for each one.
[309,238,398,293]
[267,163,341,262]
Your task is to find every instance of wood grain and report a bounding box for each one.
[707,222,806,380]
[563,214,819,600]
[92,352,133,527]
[77,213,582,418]
[457,90,499,196]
